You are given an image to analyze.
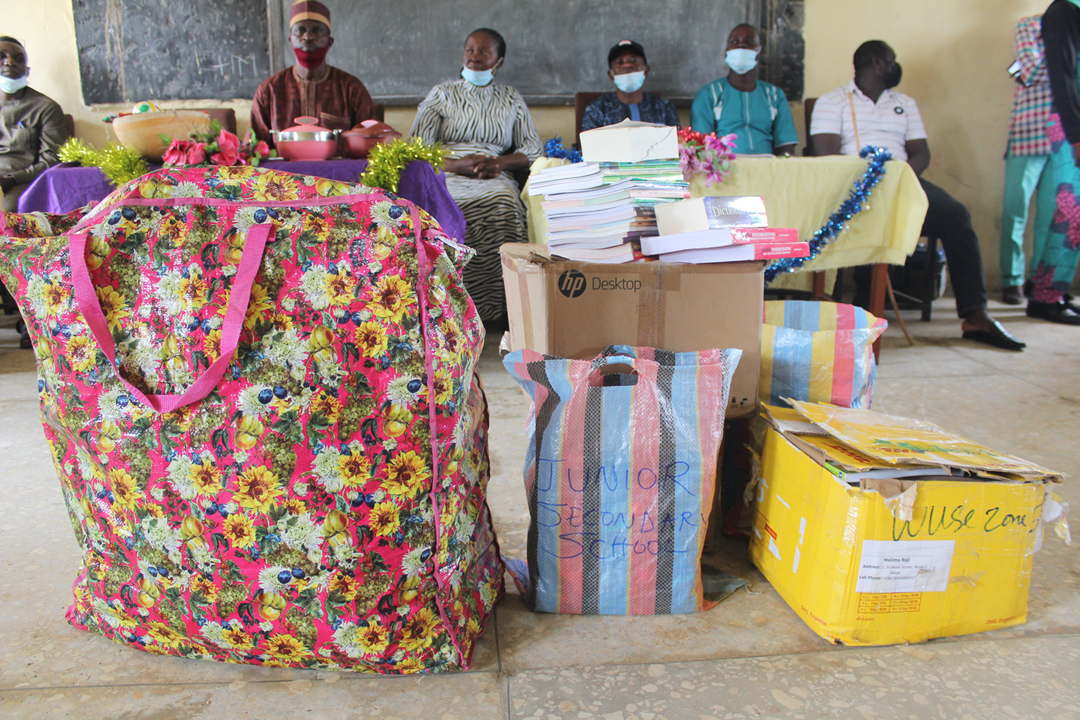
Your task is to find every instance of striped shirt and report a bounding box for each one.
[409,79,541,162]
[1008,16,1052,156]
[809,81,926,161]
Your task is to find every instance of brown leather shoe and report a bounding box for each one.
[1001,285,1023,305]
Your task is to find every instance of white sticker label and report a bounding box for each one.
[856,540,955,593]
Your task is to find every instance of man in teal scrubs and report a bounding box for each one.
[690,24,797,156]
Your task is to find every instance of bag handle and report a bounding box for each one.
[69,220,274,414]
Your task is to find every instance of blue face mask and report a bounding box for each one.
[612,71,645,93]
[725,48,759,75]
[461,66,495,87]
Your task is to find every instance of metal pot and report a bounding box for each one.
[273,116,340,161]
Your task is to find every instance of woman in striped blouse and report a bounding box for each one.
[409,28,542,331]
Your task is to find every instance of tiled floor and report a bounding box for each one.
[1,298,1078,720]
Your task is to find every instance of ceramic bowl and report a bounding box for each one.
[341,121,402,159]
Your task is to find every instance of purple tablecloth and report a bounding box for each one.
[18,159,466,242]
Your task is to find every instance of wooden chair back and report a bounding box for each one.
[574,91,606,147]
[803,97,816,156]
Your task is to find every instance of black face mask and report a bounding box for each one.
[883,61,903,89]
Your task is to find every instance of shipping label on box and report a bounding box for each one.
[500,244,762,417]
[749,426,1046,645]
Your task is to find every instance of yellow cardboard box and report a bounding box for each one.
[750,424,1049,646]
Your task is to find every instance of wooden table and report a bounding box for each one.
[524,155,930,357]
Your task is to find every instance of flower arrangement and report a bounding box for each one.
[161,121,273,168]
[59,138,149,186]
[677,128,737,186]
[362,137,446,193]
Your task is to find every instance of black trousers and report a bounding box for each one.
[855,177,988,318]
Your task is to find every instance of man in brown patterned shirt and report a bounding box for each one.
[250,0,375,148]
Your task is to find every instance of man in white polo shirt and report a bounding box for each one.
[810,40,1026,351]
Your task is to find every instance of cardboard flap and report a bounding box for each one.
[787,399,1064,482]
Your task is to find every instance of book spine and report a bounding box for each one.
[754,242,810,260]
[729,228,800,245]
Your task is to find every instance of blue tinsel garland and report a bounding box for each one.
[543,137,583,163]
[764,146,893,283]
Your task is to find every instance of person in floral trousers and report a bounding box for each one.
[1031,0,1080,324]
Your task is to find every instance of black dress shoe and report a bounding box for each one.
[1027,300,1080,325]
[1001,286,1023,305]
[961,319,1026,350]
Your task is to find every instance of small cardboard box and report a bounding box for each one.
[579,119,680,163]
[499,243,762,417]
[750,421,1050,645]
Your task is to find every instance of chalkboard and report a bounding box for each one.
[73,0,270,104]
[270,0,804,104]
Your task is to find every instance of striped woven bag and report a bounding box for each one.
[503,344,740,614]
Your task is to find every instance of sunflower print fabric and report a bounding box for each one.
[0,165,503,674]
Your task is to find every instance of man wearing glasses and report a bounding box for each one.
[250,0,376,147]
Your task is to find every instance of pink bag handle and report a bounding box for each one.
[69,221,274,414]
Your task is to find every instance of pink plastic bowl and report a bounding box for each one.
[275,138,337,161]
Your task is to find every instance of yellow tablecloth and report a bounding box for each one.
[522,155,929,273]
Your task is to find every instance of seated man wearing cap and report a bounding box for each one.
[690,24,797,156]
[250,0,375,146]
[581,40,679,132]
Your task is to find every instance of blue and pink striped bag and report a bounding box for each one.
[760,301,887,409]
[502,345,741,615]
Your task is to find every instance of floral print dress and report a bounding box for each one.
[0,165,503,673]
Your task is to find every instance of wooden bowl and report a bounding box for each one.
[111,110,213,162]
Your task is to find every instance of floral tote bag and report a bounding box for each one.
[0,165,503,674]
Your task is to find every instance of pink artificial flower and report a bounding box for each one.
[253,140,270,158]
[162,139,192,166]
[186,142,207,165]
[210,129,241,166]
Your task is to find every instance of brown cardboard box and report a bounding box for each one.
[499,243,763,418]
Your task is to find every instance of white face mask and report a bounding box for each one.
[725,49,758,75]
[0,72,29,95]
[461,66,495,87]
[612,71,646,93]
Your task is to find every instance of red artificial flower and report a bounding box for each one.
[211,129,241,166]
[186,142,207,165]
[254,141,270,159]
[162,139,192,166]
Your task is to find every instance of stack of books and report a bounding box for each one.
[640,196,809,264]
[530,160,689,264]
